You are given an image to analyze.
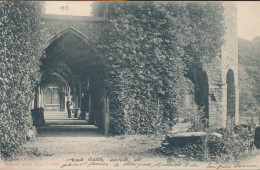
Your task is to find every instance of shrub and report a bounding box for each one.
[0,1,43,158]
[212,123,255,162]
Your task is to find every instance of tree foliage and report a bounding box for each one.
[0,1,44,157]
[94,2,225,134]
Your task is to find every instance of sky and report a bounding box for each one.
[237,1,260,41]
[44,1,260,41]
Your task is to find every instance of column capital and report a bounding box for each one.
[209,83,227,89]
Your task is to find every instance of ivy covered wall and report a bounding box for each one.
[94,1,225,134]
[0,1,227,158]
[0,2,43,157]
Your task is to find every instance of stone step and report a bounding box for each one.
[45,116,69,119]
[44,111,73,120]
[45,112,67,114]
[45,119,88,125]
[45,117,71,120]
[36,125,102,137]
[37,125,99,132]
[35,111,101,137]
[39,124,98,129]
[44,111,67,114]
[45,113,68,116]
[37,125,104,137]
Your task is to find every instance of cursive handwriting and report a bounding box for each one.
[60,157,258,169]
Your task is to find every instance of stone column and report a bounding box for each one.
[208,84,224,129]
[40,88,44,107]
[78,80,82,109]
[234,85,239,125]
[221,84,227,128]
[88,93,92,122]
[37,86,41,108]
[103,98,110,135]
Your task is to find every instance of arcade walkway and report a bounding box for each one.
[37,111,102,137]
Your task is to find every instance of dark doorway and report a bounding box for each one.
[226,69,236,123]
[186,66,209,127]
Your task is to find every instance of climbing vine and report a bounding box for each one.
[0,1,44,157]
[94,1,225,134]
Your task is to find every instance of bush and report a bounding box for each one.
[0,1,43,158]
[212,123,255,162]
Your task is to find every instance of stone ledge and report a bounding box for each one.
[41,14,105,22]
[168,131,222,138]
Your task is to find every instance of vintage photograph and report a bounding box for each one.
[0,1,260,169]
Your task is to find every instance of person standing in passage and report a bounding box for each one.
[69,100,74,118]
[66,98,72,118]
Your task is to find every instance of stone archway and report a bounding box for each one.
[186,66,209,128]
[226,69,236,126]
[36,27,107,131]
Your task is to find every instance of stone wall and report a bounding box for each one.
[204,2,238,129]
[40,14,104,49]
[221,2,239,126]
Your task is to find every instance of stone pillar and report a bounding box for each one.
[221,1,239,126]
[235,83,239,125]
[103,98,110,135]
[88,93,92,122]
[29,98,35,110]
[37,86,41,108]
[72,85,77,114]
[222,84,227,128]
[40,88,44,107]
[208,84,223,129]
[60,91,65,112]
[78,80,82,109]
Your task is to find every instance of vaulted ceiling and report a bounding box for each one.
[40,27,103,91]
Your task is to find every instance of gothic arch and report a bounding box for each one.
[226,69,236,124]
[186,66,209,127]
[44,27,91,50]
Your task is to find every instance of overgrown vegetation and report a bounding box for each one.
[94,1,225,134]
[0,1,43,158]
[215,123,255,162]
[238,38,260,120]
[0,1,227,158]
[157,122,255,162]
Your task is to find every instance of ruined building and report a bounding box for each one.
[31,2,238,133]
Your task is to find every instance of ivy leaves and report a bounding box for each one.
[0,2,43,157]
[95,1,225,134]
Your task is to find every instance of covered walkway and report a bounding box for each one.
[31,26,109,135]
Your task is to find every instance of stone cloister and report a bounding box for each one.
[31,2,238,134]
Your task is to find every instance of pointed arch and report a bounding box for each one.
[43,27,97,54]
[226,69,236,124]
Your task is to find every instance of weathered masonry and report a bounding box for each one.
[185,2,238,129]
[205,2,239,129]
[31,2,238,133]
